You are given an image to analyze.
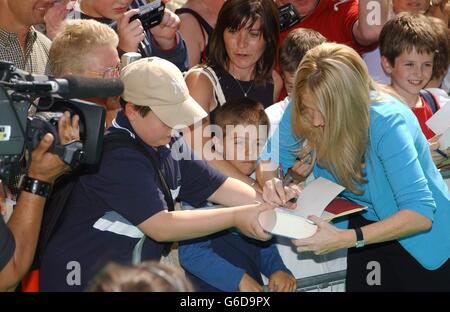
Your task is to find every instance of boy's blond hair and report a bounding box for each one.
[49,19,119,77]
[379,13,439,66]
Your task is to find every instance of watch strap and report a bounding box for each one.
[354,227,365,248]
[20,176,52,198]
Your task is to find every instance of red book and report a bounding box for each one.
[321,198,367,222]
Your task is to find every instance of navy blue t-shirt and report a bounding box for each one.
[40,111,226,291]
[0,217,15,271]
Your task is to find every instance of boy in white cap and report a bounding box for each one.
[39,57,297,291]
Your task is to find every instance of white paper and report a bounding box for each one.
[290,177,345,218]
[426,102,450,135]
[258,209,318,239]
[438,128,450,149]
[258,178,345,239]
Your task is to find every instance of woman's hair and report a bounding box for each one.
[291,43,374,194]
[206,0,279,84]
[49,19,119,77]
[85,261,193,292]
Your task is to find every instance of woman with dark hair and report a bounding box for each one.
[184,0,282,186]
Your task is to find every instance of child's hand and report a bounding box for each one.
[233,203,274,241]
[268,271,296,292]
[429,135,449,164]
[290,145,315,181]
[117,10,145,53]
[149,9,180,50]
[289,160,313,182]
[238,273,263,292]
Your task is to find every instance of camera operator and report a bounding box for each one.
[0,113,79,292]
[0,0,73,75]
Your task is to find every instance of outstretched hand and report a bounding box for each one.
[233,203,275,241]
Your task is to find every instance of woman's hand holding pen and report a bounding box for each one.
[262,174,302,209]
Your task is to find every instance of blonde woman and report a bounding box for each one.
[289,43,450,291]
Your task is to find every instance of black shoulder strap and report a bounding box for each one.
[103,132,174,212]
[420,90,438,114]
[175,7,214,37]
[35,173,79,268]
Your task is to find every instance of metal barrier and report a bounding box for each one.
[296,270,346,292]
[263,270,347,292]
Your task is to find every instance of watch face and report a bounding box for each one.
[356,240,365,248]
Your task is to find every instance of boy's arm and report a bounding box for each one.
[353,0,389,46]
[207,177,262,206]
[137,202,271,242]
[256,101,302,187]
[148,31,189,72]
[0,134,70,291]
[259,242,292,278]
[179,238,245,292]
[207,160,261,191]
[260,243,296,292]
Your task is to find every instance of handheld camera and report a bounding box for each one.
[129,0,165,29]
[278,3,301,32]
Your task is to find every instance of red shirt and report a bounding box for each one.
[412,96,440,140]
[279,0,375,55]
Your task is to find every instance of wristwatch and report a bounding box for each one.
[19,175,52,198]
[354,227,365,248]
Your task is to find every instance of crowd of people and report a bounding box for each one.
[1,0,449,292]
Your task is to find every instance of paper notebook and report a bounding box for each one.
[258,178,367,239]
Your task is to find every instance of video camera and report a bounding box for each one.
[278,3,301,32]
[0,61,124,181]
[129,0,165,29]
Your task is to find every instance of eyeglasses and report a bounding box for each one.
[85,64,120,79]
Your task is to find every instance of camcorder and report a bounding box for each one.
[129,0,165,29]
[278,3,301,32]
[0,61,124,183]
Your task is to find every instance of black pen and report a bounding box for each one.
[280,170,298,204]
[435,148,449,159]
